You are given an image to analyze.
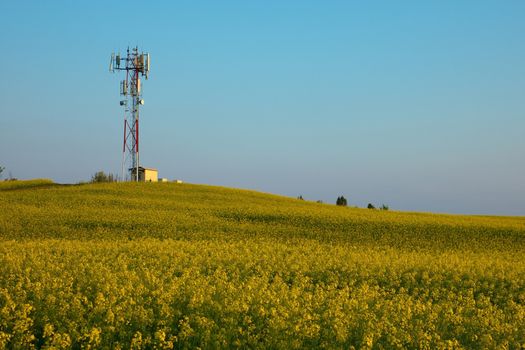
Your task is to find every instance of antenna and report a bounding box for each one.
[109,46,151,181]
[109,53,115,72]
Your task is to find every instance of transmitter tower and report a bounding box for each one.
[109,47,150,181]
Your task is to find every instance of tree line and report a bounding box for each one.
[299,194,389,210]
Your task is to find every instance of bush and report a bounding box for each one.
[336,196,347,206]
[380,204,389,211]
[90,171,117,183]
[367,203,375,209]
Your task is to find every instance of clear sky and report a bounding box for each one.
[1,1,524,215]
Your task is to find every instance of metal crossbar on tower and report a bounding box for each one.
[109,47,150,181]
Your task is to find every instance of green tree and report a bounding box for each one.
[367,203,375,209]
[336,196,347,206]
[380,204,389,211]
[0,166,4,179]
[91,171,116,183]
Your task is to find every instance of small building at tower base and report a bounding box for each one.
[129,167,158,182]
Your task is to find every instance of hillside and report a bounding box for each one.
[1,180,525,348]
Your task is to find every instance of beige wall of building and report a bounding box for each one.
[143,168,158,182]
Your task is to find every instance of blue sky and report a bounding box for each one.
[1,1,524,215]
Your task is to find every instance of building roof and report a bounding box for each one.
[129,166,158,172]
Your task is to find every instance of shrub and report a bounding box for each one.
[367,203,375,209]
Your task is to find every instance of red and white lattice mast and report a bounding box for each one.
[109,47,150,181]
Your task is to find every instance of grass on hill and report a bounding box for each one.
[1,180,524,349]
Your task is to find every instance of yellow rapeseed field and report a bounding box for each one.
[1,180,524,349]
